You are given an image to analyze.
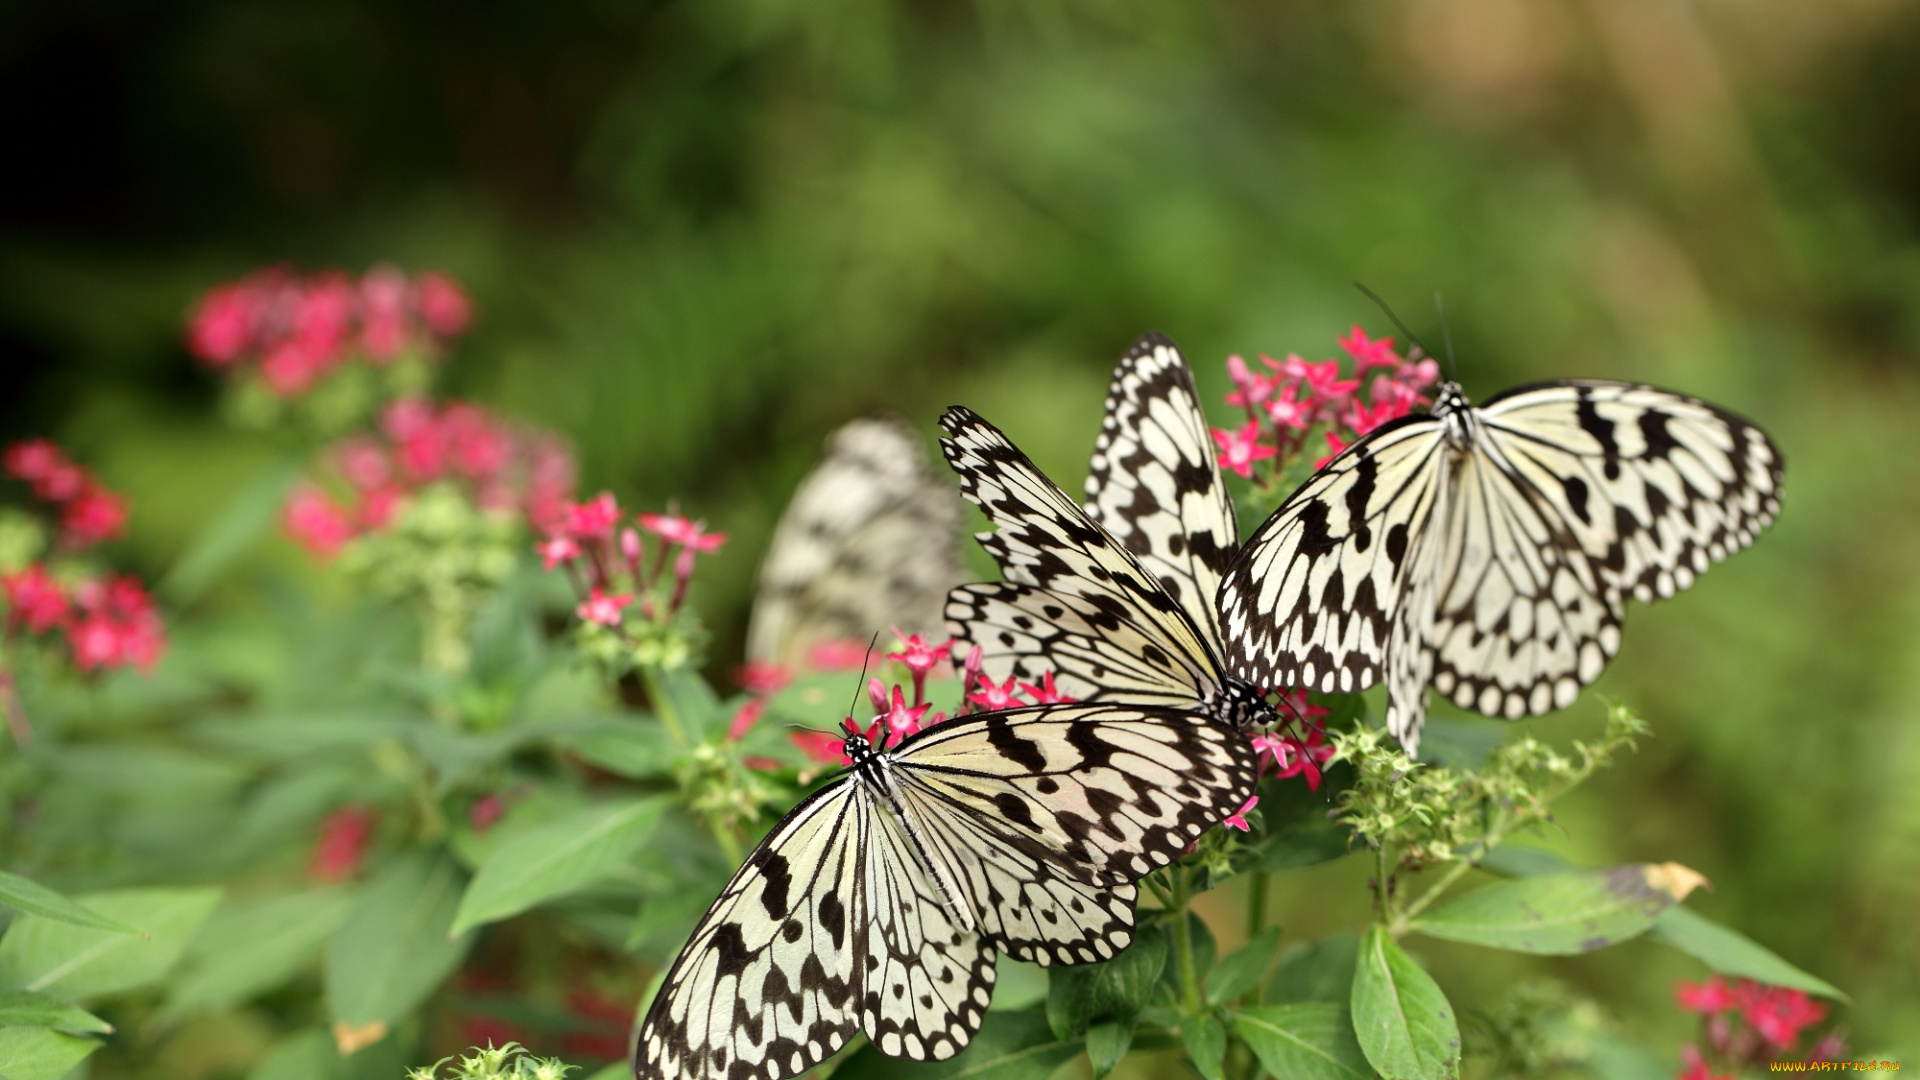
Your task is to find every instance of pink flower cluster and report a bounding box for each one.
[187,266,472,397]
[540,492,726,632]
[4,439,129,548]
[1212,325,1441,482]
[1675,976,1842,1077]
[1248,690,1337,791]
[2,567,166,674]
[283,398,575,559]
[309,806,377,883]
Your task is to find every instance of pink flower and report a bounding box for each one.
[416,273,473,337]
[3,565,68,633]
[1018,671,1077,704]
[568,493,622,539]
[283,487,359,559]
[638,513,725,552]
[888,631,953,679]
[1677,1046,1732,1080]
[966,674,1026,711]
[1338,326,1400,372]
[1224,355,1273,411]
[470,795,506,832]
[1296,357,1359,400]
[1345,398,1407,438]
[4,439,67,485]
[875,685,933,746]
[358,267,411,360]
[310,806,376,882]
[259,339,322,396]
[1223,795,1258,832]
[1265,383,1310,430]
[735,660,793,696]
[536,533,581,570]
[34,462,87,503]
[1736,982,1825,1048]
[186,284,257,365]
[61,487,128,547]
[576,587,632,627]
[728,698,767,741]
[68,616,123,671]
[1254,728,1335,790]
[1212,422,1278,479]
[1675,976,1738,1014]
[791,729,848,765]
[333,438,393,491]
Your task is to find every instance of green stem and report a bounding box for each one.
[1395,808,1513,934]
[1168,870,1203,1016]
[1374,839,1392,925]
[1246,870,1268,940]
[640,665,689,749]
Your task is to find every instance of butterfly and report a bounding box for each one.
[746,416,966,667]
[632,703,1258,1080]
[945,333,1782,754]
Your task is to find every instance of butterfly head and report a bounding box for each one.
[1432,381,1476,449]
[1212,678,1278,731]
[840,716,880,765]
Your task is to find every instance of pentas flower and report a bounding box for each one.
[3,566,68,633]
[1339,325,1401,372]
[1677,976,1740,1014]
[966,673,1025,711]
[874,685,934,743]
[1252,728,1336,791]
[638,512,726,553]
[735,660,793,696]
[65,576,166,673]
[808,639,874,672]
[60,490,132,547]
[1222,795,1258,832]
[889,630,953,707]
[1677,1046,1733,1080]
[186,265,473,396]
[536,533,581,570]
[469,794,506,833]
[728,698,768,742]
[284,487,358,560]
[1019,671,1077,704]
[542,494,729,640]
[310,806,376,882]
[1734,983,1825,1049]
[569,493,622,539]
[4,439,130,549]
[576,587,632,627]
[1211,422,1278,479]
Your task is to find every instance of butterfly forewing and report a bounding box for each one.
[635,784,864,1080]
[940,407,1222,703]
[748,417,966,664]
[1083,334,1239,651]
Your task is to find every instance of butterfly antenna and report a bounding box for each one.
[1434,290,1459,382]
[1353,282,1435,361]
[847,632,882,736]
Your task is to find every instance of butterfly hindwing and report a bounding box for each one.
[748,417,966,664]
[1083,334,1239,651]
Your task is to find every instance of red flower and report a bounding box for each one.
[1265,383,1310,430]
[61,487,128,547]
[728,698,768,741]
[470,795,506,833]
[1338,326,1401,372]
[1675,976,1738,1014]
[1222,795,1258,832]
[536,533,581,570]
[568,493,622,539]
[807,639,873,672]
[333,437,393,491]
[1735,982,1825,1048]
[966,673,1026,711]
[3,565,68,633]
[1296,358,1359,401]
[874,685,933,745]
[357,267,410,361]
[186,284,257,365]
[735,660,793,696]
[576,587,632,627]
[63,576,166,673]
[284,487,359,559]
[1018,671,1077,704]
[1224,355,1273,411]
[1315,431,1350,470]
[4,440,67,486]
[1677,1046,1733,1080]
[791,728,848,765]
[1211,422,1277,479]
[309,806,376,882]
[34,462,87,503]
[638,512,725,552]
[1252,728,1335,790]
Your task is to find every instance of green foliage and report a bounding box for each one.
[325,851,474,1031]
[1351,926,1461,1080]
[1409,867,1678,955]
[408,1042,573,1080]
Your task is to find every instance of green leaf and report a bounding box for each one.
[1233,1003,1371,1080]
[326,850,474,1031]
[831,1010,1080,1080]
[1084,1019,1133,1079]
[1350,926,1460,1080]
[1269,933,1358,1005]
[1409,867,1676,954]
[1046,930,1168,1037]
[1181,1012,1227,1080]
[0,871,140,935]
[0,886,222,1000]
[1206,926,1282,1006]
[0,1025,101,1080]
[990,959,1049,1014]
[554,722,677,779]
[160,457,301,602]
[451,797,668,936]
[1649,906,1848,1001]
[0,990,112,1034]
[1585,1032,1678,1080]
[163,888,354,1019]
[247,1028,343,1080]
[1477,844,1572,878]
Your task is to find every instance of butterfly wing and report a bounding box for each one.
[889,702,1257,963]
[940,406,1222,704]
[1474,381,1784,602]
[1219,417,1452,697]
[748,417,966,664]
[634,781,866,1080]
[858,795,999,1064]
[1082,334,1239,653]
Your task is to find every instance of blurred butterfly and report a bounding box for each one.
[746,417,966,667]
[946,334,1783,753]
[632,701,1257,1080]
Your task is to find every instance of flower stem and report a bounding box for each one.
[1168,870,1203,1016]
[640,664,688,749]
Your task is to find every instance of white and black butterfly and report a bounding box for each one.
[747,417,966,666]
[632,703,1258,1080]
[946,334,1782,754]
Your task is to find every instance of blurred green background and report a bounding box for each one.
[3,0,1918,1061]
